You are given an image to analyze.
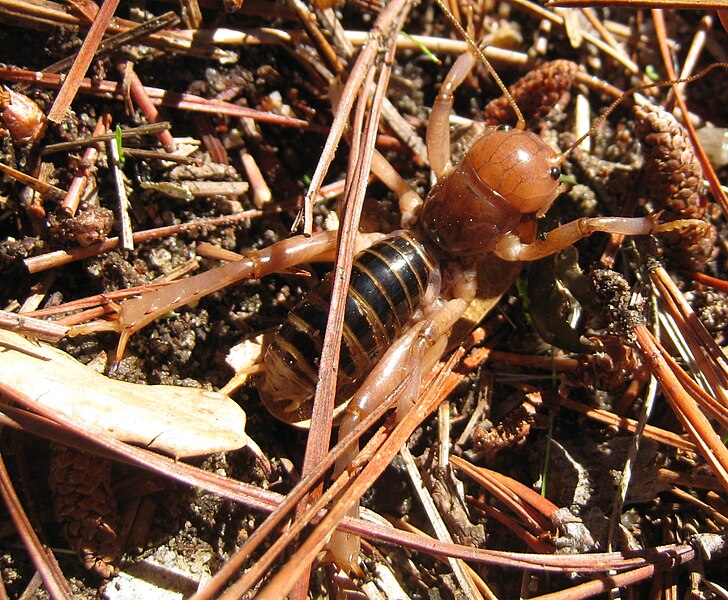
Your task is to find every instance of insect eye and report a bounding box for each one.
[550,166,561,180]
[496,124,512,131]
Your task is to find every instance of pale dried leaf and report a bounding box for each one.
[0,329,249,458]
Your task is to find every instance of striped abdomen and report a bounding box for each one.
[260,231,438,427]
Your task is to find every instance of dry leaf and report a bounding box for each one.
[0,329,250,458]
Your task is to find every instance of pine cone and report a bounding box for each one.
[634,103,716,268]
[48,444,120,578]
[484,60,579,127]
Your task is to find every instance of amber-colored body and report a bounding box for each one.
[112,52,663,431]
[260,124,566,427]
[113,63,659,424]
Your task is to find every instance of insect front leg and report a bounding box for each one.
[327,297,468,571]
[492,215,705,262]
[427,51,477,178]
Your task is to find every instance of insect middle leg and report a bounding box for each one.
[369,49,480,210]
[369,51,486,226]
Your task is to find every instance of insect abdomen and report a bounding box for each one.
[260,231,437,427]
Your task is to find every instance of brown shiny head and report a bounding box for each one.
[419,126,564,257]
[468,126,563,216]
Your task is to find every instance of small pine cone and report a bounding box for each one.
[633,103,707,220]
[483,60,579,127]
[634,103,715,268]
[559,337,641,395]
[472,394,544,459]
[48,207,115,248]
[48,444,120,579]
[655,219,717,270]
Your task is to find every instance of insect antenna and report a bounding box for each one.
[434,0,525,130]
[557,62,728,165]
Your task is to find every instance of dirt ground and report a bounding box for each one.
[1,1,727,598]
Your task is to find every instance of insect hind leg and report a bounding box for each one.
[327,298,467,572]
